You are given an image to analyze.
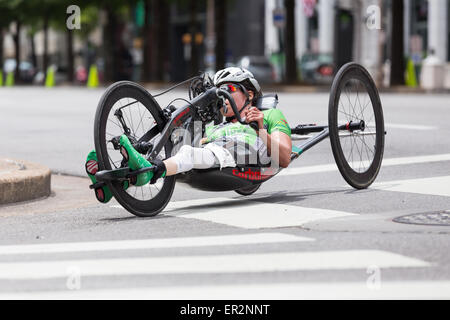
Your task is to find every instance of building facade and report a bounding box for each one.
[265,0,449,87]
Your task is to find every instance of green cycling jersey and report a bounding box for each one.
[204,108,291,145]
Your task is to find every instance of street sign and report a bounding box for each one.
[273,8,285,28]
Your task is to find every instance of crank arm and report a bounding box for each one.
[95,166,155,182]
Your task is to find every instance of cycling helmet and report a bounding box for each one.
[213,67,262,98]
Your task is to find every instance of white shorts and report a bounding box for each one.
[172,145,236,174]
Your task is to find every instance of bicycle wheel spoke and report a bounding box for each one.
[108,118,123,131]
[361,134,374,168]
[134,102,146,136]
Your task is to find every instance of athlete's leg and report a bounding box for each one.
[119,136,217,183]
[163,145,218,176]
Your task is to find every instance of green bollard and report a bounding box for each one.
[45,66,55,87]
[405,58,418,88]
[5,72,14,87]
[87,65,99,88]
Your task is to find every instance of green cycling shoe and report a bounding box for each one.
[119,135,167,187]
[85,150,129,203]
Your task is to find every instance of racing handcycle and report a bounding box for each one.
[91,63,385,217]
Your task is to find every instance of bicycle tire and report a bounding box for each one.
[94,81,176,217]
[234,184,261,196]
[328,63,385,189]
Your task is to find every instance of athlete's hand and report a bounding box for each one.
[245,107,264,130]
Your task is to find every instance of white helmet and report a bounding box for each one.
[213,67,262,97]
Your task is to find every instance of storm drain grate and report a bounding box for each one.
[393,211,450,226]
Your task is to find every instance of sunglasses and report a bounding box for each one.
[219,83,241,93]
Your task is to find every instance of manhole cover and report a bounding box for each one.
[393,211,450,226]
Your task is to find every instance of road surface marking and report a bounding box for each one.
[0,250,429,280]
[385,123,437,131]
[279,153,450,176]
[113,198,355,229]
[372,175,450,197]
[174,201,355,229]
[0,233,313,256]
[2,281,447,300]
[110,197,237,211]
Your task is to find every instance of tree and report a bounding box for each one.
[2,0,30,83]
[151,0,170,81]
[214,0,227,71]
[284,0,297,84]
[189,0,199,77]
[33,0,79,83]
[99,0,138,83]
[48,0,84,83]
[142,0,152,82]
[0,1,14,69]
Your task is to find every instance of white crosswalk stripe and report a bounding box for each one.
[2,281,449,300]
[0,232,437,299]
[278,153,450,176]
[113,197,356,229]
[372,175,450,197]
[0,250,429,280]
[0,233,312,255]
[163,198,355,229]
[385,123,438,131]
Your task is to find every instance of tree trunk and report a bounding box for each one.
[284,0,297,84]
[29,33,37,69]
[103,8,117,83]
[156,0,169,81]
[214,0,226,71]
[66,29,74,83]
[0,29,4,69]
[14,21,21,83]
[43,14,49,81]
[390,0,404,86]
[189,0,199,77]
[142,0,152,82]
[151,0,168,81]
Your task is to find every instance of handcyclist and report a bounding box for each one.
[86,67,292,203]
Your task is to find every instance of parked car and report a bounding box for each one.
[234,56,277,84]
[299,53,335,85]
[3,59,36,83]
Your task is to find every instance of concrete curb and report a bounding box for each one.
[0,158,51,205]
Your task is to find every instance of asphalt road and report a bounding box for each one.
[0,86,449,299]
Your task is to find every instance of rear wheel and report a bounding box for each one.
[235,184,261,196]
[94,81,176,217]
[328,63,385,189]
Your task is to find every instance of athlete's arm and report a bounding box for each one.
[245,107,292,168]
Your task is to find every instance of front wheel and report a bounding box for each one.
[94,81,176,217]
[328,63,385,189]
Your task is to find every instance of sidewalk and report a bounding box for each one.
[0,158,51,205]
